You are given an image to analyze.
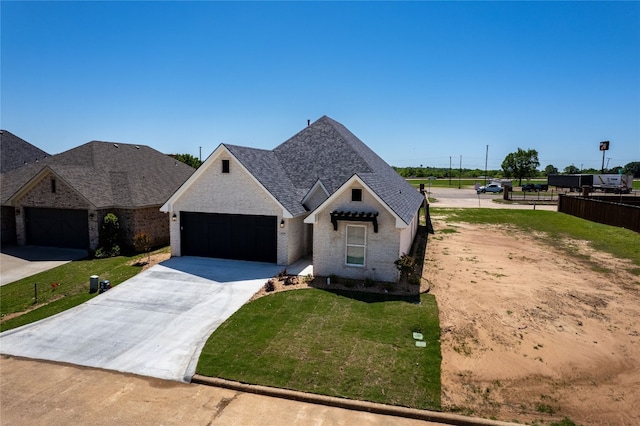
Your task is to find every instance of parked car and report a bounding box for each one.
[477,184,503,193]
[522,183,537,192]
[535,183,549,192]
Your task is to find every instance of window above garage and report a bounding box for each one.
[222,159,230,173]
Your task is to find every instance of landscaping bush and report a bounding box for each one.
[264,279,275,292]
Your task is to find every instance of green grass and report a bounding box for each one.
[407,178,479,188]
[431,208,640,270]
[197,289,441,411]
[0,247,169,332]
[409,177,640,190]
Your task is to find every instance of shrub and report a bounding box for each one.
[303,274,314,284]
[265,279,275,292]
[94,244,120,259]
[133,231,152,263]
[395,253,416,283]
[409,275,421,286]
[100,213,120,248]
[283,276,297,286]
[364,277,375,288]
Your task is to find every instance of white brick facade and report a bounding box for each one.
[166,150,299,265]
[311,182,411,283]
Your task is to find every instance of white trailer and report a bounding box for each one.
[592,174,633,193]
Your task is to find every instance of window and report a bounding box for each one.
[346,225,366,266]
[51,179,57,193]
[351,188,362,201]
[222,159,230,173]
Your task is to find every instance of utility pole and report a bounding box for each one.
[458,155,462,189]
[484,145,489,186]
[199,146,202,162]
[449,156,452,186]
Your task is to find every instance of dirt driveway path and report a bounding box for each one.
[425,216,640,425]
[0,356,437,426]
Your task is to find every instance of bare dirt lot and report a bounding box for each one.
[425,216,640,425]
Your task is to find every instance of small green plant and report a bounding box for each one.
[535,403,555,414]
[303,274,314,284]
[550,417,577,426]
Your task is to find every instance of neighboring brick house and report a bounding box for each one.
[0,130,51,245]
[161,116,425,282]
[1,137,194,251]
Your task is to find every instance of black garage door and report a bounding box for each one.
[181,212,277,263]
[25,207,89,249]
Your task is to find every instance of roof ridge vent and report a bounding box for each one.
[114,143,119,148]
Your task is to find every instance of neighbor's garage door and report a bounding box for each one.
[25,207,89,249]
[181,212,277,263]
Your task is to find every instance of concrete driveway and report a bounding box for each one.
[0,245,88,286]
[0,257,308,382]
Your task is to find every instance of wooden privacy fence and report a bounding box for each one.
[558,195,640,233]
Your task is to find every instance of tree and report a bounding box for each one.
[133,231,152,265]
[623,161,640,178]
[563,164,580,174]
[173,153,202,169]
[501,148,540,185]
[543,164,558,176]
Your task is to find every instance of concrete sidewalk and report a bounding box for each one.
[0,257,295,382]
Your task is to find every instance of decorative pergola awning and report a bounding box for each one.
[330,211,379,232]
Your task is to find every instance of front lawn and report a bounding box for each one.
[197,289,441,411]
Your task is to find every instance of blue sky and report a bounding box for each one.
[2,1,638,171]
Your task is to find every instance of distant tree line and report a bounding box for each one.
[394,157,640,181]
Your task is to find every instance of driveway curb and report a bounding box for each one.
[191,375,518,426]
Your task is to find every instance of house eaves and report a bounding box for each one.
[5,166,95,209]
[161,144,298,218]
[304,174,414,228]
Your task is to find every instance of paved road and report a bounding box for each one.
[426,187,557,211]
[0,257,311,382]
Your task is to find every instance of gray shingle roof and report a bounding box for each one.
[227,116,424,224]
[0,130,50,173]
[1,140,194,208]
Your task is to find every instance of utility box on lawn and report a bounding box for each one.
[89,275,99,293]
[99,280,111,294]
